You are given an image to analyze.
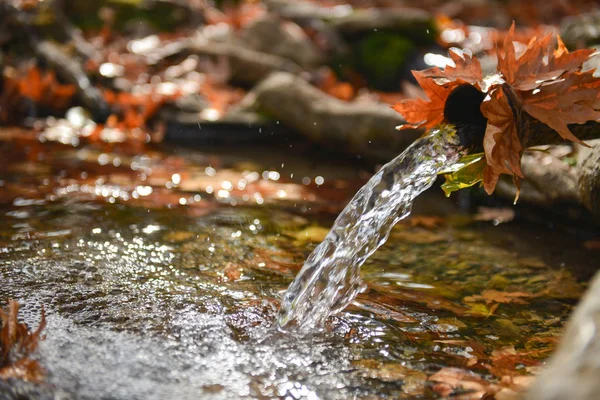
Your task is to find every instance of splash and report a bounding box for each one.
[277,126,467,333]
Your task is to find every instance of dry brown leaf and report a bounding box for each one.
[498,24,595,91]
[394,23,599,197]
[393,50,482,130]
[480,87,523,194]
[522,71,600,145]
[0,300,46,382]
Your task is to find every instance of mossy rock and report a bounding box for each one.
[64,0,193,32]
[333,31,416,91]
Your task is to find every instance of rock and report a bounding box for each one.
[330,7,435,39]
[247,72,421,161]
[264,0,435,40]
[239,14,325,68]
[578,142,600,217]
[495,149,581,206]
[158,92,210,122]
[161,93,286,145]
[526,269,600,400]
[154,36,304,86]
[64,0,201,32]
[261,0,350,56]
[560,10,600,48]
[262,0,342,20]
[346,31,418,90]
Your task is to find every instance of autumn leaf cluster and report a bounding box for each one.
[394,23,600,195]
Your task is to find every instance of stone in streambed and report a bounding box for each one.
[239,13,325,69]
[245,72,420,162]
[578,141,600,218]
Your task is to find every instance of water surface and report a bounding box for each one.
[0,130,595,399]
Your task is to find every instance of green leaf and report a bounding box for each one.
[441,153,486,196]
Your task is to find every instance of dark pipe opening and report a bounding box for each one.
[444,84,487,151]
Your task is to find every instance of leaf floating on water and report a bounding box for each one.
[0,300,46,383]
[350,297,418,323]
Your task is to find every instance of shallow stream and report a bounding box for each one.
[0,131,597,399]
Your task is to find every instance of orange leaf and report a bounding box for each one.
[393,72,451,129]
[482,165,501,195]
[393,50,482,129]
[480,87,523,193]
[443,49,483,85]
[522,71,600,145]
[498,22,596,91]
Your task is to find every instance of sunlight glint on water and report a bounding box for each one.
[277,126,467,333]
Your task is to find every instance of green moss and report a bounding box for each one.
[64,0,189,32]
[352,32,415,90]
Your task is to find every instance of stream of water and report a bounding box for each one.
[1,125,592,398]
[277,126,468,332]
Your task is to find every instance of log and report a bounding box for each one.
[33,40,110,121]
